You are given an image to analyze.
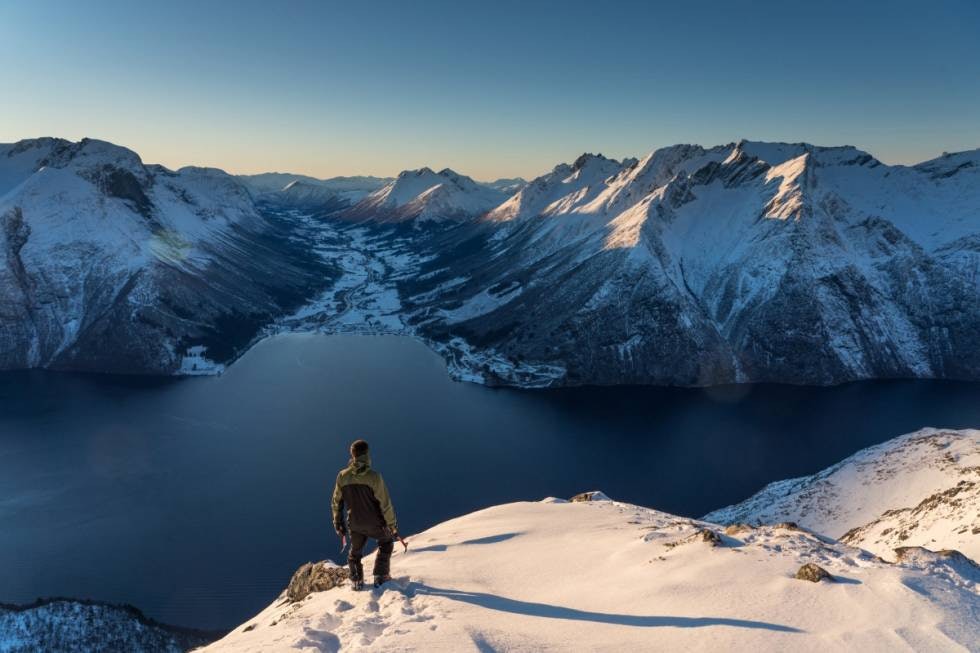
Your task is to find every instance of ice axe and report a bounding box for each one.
[395,533,409,553]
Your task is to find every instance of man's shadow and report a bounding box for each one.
[401,582,803,632]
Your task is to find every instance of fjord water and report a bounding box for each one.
[2,334,980,630]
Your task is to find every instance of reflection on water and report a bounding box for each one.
[1,333,978,629]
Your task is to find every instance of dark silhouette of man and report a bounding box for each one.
[331,439,399,589]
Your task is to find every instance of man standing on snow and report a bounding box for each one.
[331,439,399,590]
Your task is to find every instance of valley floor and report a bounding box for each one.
[262,213,564,387]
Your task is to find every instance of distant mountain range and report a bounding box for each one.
[2,136,978,386]
[339,167,513,223]
[237,170,527,217]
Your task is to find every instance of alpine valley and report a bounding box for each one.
[2,137,979,387]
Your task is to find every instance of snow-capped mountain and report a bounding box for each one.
[4,136,980,386]
[0,598,218,653]
[237,172,388,198]
[482,176,527,194]
[258,179,352,213]
[203,483,980,650]
[400,141,980,386]
[240,173,389,212]
[342,167,510,222]
[704,428,980,562]
[0,138,330,374]
[484,152,625,223]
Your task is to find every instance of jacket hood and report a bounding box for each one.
[348,453,372,474]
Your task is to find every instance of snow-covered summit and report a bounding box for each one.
[205,485,979,651]
[239,172,390,211]
[734,140,880,168]
[1,137,260,257]
[704,428,980,562]
[914,148,980,181]
[0,137,327,374]
[1,137,70,198]
[265,179,351,211]
[482,177,527,194]
[1,138,147,199]
[237,172,389,197]
[344,166,509,222]
[485,152,626,223]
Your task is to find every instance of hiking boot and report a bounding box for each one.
[351,579,365,591]
[374,575,392,588]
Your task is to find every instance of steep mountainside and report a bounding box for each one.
[0,138,332,374]
[204,489,979,651]
[704,428,980,562]
[0,598,218,653]
[400,141,980,386]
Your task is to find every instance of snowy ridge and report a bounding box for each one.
[270,180,351,211]
[238,172,389,198]
[241,173,390,211]
[401,139,980,386]
[344,168,509,223]
[703,428,980,562]
[484,153,624,225]
[205,483,980,651]
[482,177,527,194]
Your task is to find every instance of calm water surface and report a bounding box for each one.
[2,334,979,629]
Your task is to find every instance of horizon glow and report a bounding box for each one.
[1,0,978,181]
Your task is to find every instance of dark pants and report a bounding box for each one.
[348,531,393,581]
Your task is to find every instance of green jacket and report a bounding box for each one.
[331,453,398,536]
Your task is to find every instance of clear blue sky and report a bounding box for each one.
[2,0,978,180]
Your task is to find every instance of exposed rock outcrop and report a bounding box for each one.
[665,527,722,549]
[570,490,611,502]
[795,563,834,583]
[286,561,349,602]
